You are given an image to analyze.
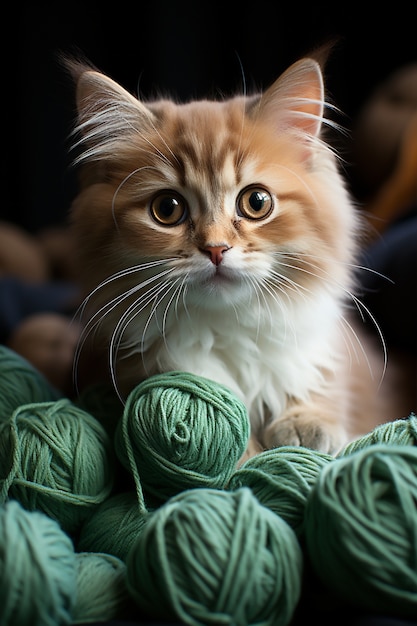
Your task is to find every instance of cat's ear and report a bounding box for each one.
[65,58,156,163]
[250,58,325,141]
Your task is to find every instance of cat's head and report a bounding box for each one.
[67,54,357,311]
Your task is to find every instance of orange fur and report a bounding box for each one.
[67,54,402,459]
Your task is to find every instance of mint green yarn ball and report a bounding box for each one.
[72,552,133,624]
[78,491,150,561]
[305,444,417,618]
[0,345,61,422]
[228,445,334,537]
[127,487,303,626]
[0,499,76,626]
[115,371,250,503]
[338,413,417,457]
[0,399,114,534]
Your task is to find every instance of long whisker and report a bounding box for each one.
[109,278,176,396]
[277,252,388,385]
[73,265,174,363]
[72,259,177,392]
[161,278,185,343]
[257,273,299,342]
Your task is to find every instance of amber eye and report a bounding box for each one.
[237,186,273,220]
[150,191,188,225]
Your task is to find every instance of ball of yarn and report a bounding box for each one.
[304,444,417,618]
[127,486,303,626]
[0,345,61,423]
[78,491,150,561]
[228,445,334,537]
[0,399,114,534]
[338,413,417,457]
[75,382,124,438]
[115,371,250,504]
[0,499,77,626]
[72,552,133,624]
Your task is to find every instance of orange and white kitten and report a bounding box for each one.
[68,54,370,457]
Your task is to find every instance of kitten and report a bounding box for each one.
[66,52,375,458]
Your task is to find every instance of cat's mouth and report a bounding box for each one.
[199,265,245,296]
[208,265,237,284]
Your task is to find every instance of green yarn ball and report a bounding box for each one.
[75,382,124,438]
[228,445,334,537]
[338,413,417,457]
[304,444,417,618]
[127,486,303,626]
[115,371,250,504]
[0,399,114,534]
[72,552,134,624]
[0,499,77,626]
[78,491,150,561]
[0,345,61,423]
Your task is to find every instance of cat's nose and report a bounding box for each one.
[201,245,230,266]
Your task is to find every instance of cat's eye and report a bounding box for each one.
[237,186,273,220]
[150,191,188,226]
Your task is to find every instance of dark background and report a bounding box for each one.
[3,1,416,234]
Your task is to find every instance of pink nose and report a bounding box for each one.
[201,245,230,266]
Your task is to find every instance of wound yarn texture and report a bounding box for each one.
[0,499,76,626]
[75,382,124,439]
[227,445,333,537]
[72,551,133,623]
[338,412,417,456]
[127,486,303,626]
[0,399,114,534]
[0,345,61,422]
[77,491,150,561]
[115,371,250,507]
[304,444,417,618]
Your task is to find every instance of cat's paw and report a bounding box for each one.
[261,413,344,455]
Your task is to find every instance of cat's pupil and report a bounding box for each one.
[160,197,179,218]
[250,191,268,211]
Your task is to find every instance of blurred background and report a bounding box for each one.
[4,0,416,233]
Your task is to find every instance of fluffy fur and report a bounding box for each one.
[67,53,376,458]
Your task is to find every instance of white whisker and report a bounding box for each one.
[278,251,388,386]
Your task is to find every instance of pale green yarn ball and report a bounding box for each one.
[115,371,250,504]
[0,345,61,422]
[0,399,114,534]
[78,491,151,561]
[72,551,133,624]
[338,413,417,457]
[305,444,417,618]
[127,486,303,626]
[0,499,77,626]
[228,445,334,537]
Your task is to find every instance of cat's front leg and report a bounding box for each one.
[261,396,348,455]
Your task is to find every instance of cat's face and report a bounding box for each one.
[69,57,356,315]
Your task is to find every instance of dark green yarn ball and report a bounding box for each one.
[75,382,124,439]
[77,491,150,561]
[228,445,334,537]
[73,551,134,623]
[305,444,417,618]
[0,345,61,423]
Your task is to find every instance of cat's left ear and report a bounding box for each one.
[250,58,325,141]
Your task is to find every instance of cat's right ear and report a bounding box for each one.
[63,57,156,163]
